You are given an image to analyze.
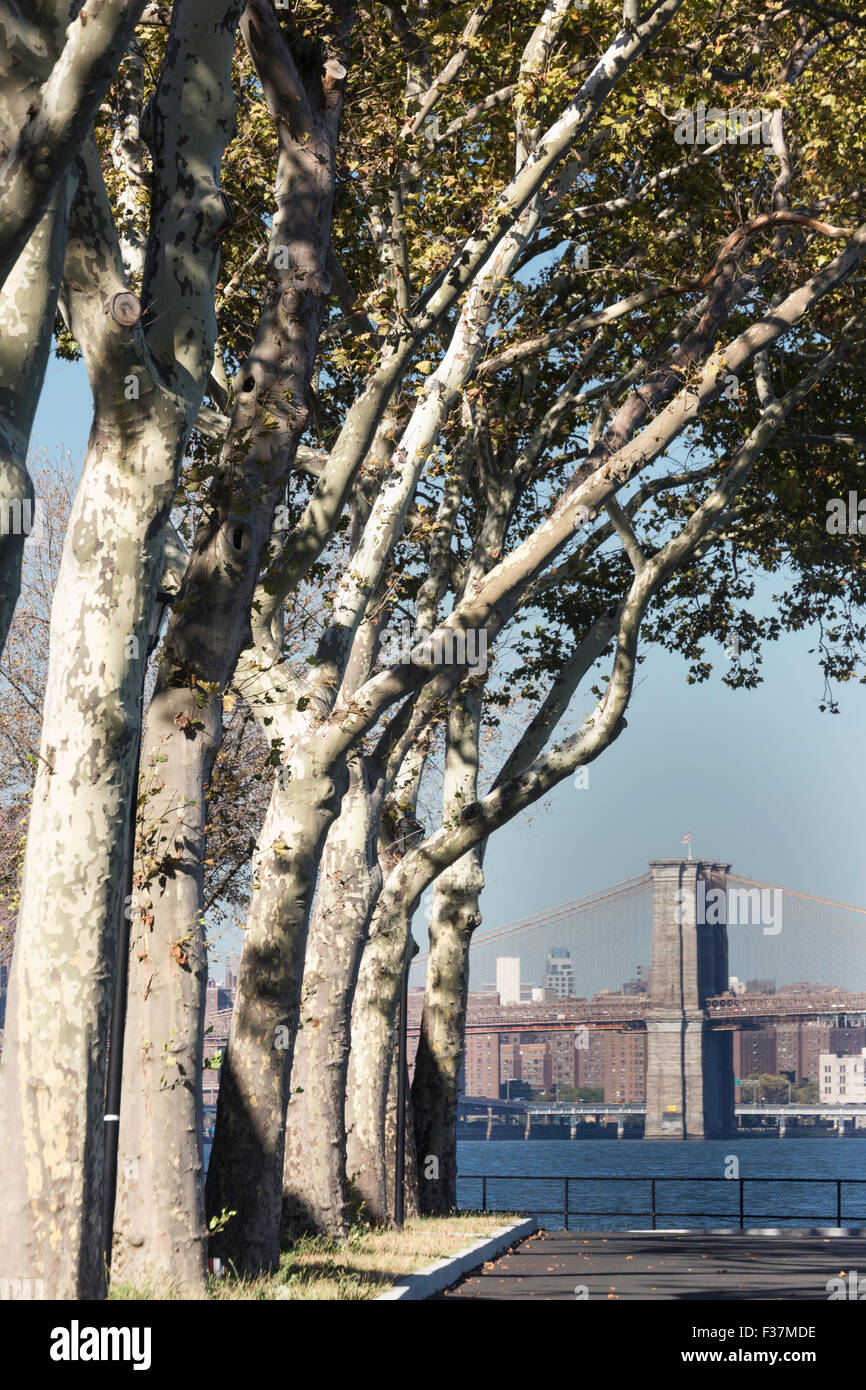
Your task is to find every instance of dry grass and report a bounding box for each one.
[109,1213,518,1301]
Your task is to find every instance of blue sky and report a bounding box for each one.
[480,625,866,922]
[32,356,866,973]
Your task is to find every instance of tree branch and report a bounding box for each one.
[0,0,149,291]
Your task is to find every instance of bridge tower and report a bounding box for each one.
[644,859,735,1138]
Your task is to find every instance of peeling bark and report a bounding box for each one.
[117,16,350,1285]
[0,0,149,290]
[204,737,347,1274]
[0,4,73,653]
[345,893,412,1225]
[0,1,242,1298]
[412,691,484,1216]
[281,755,380,1241]
[0,341,191,1300]
[0,184,71,655]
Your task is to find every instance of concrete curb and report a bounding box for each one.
[376,1218,538,1301]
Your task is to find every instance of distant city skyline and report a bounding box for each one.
[412,866,866,998]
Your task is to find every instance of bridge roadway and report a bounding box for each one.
[416,992,866,1036]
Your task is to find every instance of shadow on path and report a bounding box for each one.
[434,1230,866,1300]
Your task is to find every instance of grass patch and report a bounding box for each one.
[109,1212,518,1301]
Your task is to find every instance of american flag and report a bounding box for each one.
[681,831,691,845]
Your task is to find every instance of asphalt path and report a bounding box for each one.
[434,1229,866,1300]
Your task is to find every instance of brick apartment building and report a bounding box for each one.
[203,985,235,1107]
[461,1015,648,1103]
[464,1029,500,1096]
[800,1024,866,1082]
[775,1021,803,1079]
[515,1041,553,1092]
[604,1030,647,1104]
[576,1028,607,1091]
[457,1006,866,1105]
[733,1027,777,1079]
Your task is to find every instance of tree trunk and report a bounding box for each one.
[411,867,482,1215]
[345,896,412,1225]
[115,32,348,1284]
[204,738,347,1274]
[0,388,191,1298]
[411,685,484,1215]
[0,0,80,654]
[0,0,150,291]
[0,115,213,1289]
[282,755,380,1241]
[0,184,71,656]
[110,689,220,1292]
[385,1043,420,1222]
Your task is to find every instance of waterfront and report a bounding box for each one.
[456,1138,866,1229]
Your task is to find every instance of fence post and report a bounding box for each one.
[565,1176,570,1232]
[482,1176,487,1212]
[739,1178,744,1229]
[651,1179,656,1230]
[837,1180,842,1227]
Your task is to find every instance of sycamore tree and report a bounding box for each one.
[207,0,866,1265]
[0,0,153,654]
[100,0,697,1288]
[246,0,866,1240]
[0,454,273,959]
[1,0,865,1302]
[0,0,245,1299]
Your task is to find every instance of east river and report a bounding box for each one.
[456,1137,866,1228]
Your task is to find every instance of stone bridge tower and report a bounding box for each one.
[644,859,735,1138]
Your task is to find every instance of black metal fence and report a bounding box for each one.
[456,1175,866,1230]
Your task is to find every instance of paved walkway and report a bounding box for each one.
[435,1229,866,1300]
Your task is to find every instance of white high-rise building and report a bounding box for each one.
[544,947,575,999]
[496,956,521,1006]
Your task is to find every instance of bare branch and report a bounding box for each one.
[402,3,493,139]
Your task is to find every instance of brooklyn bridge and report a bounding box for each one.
[408,859,866,1138]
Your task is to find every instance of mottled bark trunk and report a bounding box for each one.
[0,183,71,656]
[345,896,411,1225]
[0,0,149,290]
[385,1045,420,1221]
[411,866,482,1215]
[282,755,380,1241]
[0,0,76,654]
[0,388,190,1298]
[115,30,348,1284]
[27,2,243,1297]
[204,741,347,1274]
[110,692,219,1292]
[0,101,215,1293]
[412,688,483,1214]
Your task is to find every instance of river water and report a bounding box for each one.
[456,1138,866,1229]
